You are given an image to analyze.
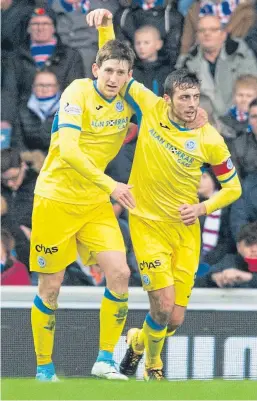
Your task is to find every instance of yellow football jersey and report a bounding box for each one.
[121,79,241,221]
[35,79,133,204]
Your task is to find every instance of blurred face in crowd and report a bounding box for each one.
[198,172,215,199]
[1,163,26,191]
[33,72,59,99]
[249,105,257,136]
[0,0,12,10]
[234,87,257,113]
[64,0,80,3]
[238,241,257,259]
[29,15,55,43]
[197,16,227,54]
[164,85,200,124]
[92,59,132,99]
[134,28,162,62]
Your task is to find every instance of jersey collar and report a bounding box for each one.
[168,118,191,132]
[93,80,116,104]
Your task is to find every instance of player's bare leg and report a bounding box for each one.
[31,270,65,381]
[91,251,130,380]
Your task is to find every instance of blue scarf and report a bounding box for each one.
[60,0,91,14]
[27,92,60,121]
[229,105,248,122]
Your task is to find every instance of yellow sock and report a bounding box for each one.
[132,327,175,354]
[31,295,56,366]
[143,313,167,370]
[98,288,128,355]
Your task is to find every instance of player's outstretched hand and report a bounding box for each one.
[186,108,208,129]
[111,183,136,210]
[86,9,113,28]
[179,203,206,226]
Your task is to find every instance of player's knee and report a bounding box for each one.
[112,262,131,283]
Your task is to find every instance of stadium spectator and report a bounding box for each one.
[219,75,257,149]
[180,0,256,55]
[230,172,257,241]
[1,0,36,53]
[1,228,31,286]
[8,6,84,104]
[18,70,60,153]
[177,15,257,116]
[1,149,38,269]
[114,0,183,69]
[198,167,235,266]
[245,2,257,58]
[1,56,20,148]
[195,221,257,288]
[132,25,172,96]
[50,0,120,77]
[230,99,257,179]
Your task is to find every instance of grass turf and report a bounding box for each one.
[2,378,257,400]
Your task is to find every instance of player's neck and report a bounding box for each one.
[167,109,186,128]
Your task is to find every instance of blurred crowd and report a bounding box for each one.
[1,0,257,288]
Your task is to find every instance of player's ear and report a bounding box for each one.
[92,63,99,78]
[128,70,133,80]
[163,93,171,105]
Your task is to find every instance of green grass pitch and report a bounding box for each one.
[2,378,257,400]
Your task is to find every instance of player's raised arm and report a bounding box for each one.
[86,9,115,48]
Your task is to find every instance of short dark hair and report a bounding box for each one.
[96,40,135,71]
[164,68,201,98]
[1,149,22,173]
[249,98,257,110]
[237,222,257,245]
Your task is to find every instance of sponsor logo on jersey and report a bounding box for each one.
[141,274,151,285]
[149,128,195,167]
[35,244,58,255]
[91,117,129,130]
[96,105,103,110]
[160,122,170,130]
[37,256,46,268]
[139,260,161,270]
[185,140,197,151]
[64,103,82,115]
[115,101,124,112]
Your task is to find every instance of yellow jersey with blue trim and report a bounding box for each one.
[121,79,241,221]
[35,78,133,204]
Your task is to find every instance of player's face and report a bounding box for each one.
[92,59,132,99]
[234,88,257,113]
[165,85,201,123]
[249,105,257,135]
